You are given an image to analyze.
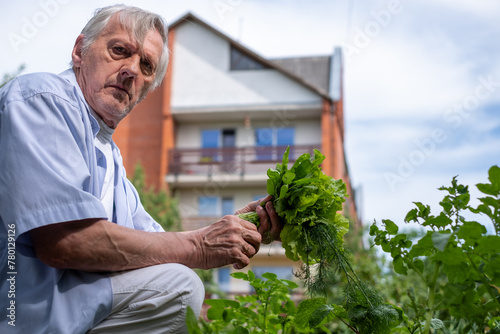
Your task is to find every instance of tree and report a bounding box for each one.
[1,64,25,88]
[129,163,182,231]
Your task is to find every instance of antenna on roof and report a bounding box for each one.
[237,17,244,42]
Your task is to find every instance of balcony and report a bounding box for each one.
[166,145,319,187]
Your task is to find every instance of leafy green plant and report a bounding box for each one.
[238,147,351,294]
[370,166,500,333]
[186,269,402,334]
[186,270,305,334]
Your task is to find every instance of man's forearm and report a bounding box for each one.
[30,219,201,272]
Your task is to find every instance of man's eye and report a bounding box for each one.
[114,46,127,54]
[141,60,154,75]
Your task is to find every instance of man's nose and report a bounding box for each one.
[120,55,140,80]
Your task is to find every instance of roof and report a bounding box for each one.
[169,13,341,102]
[270,56,331,96]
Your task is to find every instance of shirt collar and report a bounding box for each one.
[59,68,100,138]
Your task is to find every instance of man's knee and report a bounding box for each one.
[170,264,205,314]
[152,263,205,315]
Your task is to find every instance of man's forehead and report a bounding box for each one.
[99,15,163,57]
[99,15,134,39]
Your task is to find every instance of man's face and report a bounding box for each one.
[72,15,163,128]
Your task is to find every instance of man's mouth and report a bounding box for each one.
[108,84,130,99]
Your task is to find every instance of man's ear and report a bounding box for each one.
[72,34,85,68]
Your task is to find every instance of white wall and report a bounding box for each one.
[171,22,322,109]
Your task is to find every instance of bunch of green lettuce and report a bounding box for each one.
[239,147,350,292]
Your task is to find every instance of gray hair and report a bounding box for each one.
[78,5,169,90]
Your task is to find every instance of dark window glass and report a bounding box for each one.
[230,46,269,71]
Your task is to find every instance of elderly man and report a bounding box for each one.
[0,5,281,334]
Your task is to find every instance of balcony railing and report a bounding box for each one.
[168,145,319,176]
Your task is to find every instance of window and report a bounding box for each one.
[201,128,236,164]
[201,129,220,162]
[255,127,295,160]
[218,267,231,292]
[198,196,234,217]
[230,46,269,71]
[221,197,234,216]
[198,196,218,217]
[252,266,294,281]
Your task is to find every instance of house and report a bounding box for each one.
[114,13,360,294]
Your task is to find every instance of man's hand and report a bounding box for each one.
[191,215,262,270]
[235,195,283,244]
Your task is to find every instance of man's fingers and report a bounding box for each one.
[265,201,282,241]
[255,201,282,244]
[234,195,272,215]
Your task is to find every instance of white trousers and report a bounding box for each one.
[88,263,205,334]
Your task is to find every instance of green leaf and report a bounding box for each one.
[279,184,289,199]
[248,270,255,281]
[280,224,302,262]
[405,208,418,222]
[262,272,278,281]
[281,279,299,289]
[392,234,408,247]
[414,202,431,218]
[424,212,452,228]
[308,304,336,328]
[393,255,408,275]
[477,183,499,196]
[430,318,444,329]
[484,258,500,285]
[412,258,425,274]
[479,196,500,209]
[231,272,248,280]
[185,306,202,334]
[475,235,500,254]
[369,223,379,235]
[282,171,295,184]
[204,299,240,309]
[294,298,327,329]
[383,219,399,235]
[282,146,290,167]
[206,306,224,321]
[489,165,500,185]
[432,247,467,265]
[457,221,486,242]
[234,326,250,334]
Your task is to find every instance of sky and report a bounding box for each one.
[1,0,499,233]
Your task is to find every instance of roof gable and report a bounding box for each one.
[169,12,336,102]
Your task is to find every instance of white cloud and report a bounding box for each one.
[424,0,500,20]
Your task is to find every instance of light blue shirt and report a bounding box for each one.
[0,69,164,333]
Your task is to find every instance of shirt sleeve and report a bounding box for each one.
[0,76,107,256]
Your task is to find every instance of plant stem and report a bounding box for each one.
[262,291,270,333]
[331,312,360,334]
[423,262,442,333]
